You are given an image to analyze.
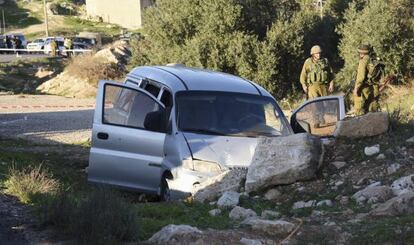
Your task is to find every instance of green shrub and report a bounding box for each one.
[37,187,140,244]
[337,0,414,88]
[4,164,60,204]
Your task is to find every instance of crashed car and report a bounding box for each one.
[87,65,345,200]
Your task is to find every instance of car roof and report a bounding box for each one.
[128,65,271,96]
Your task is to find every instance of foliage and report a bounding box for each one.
[254,10,322,99]
[131,0,348,99]
[4,164,60,204]
[337,0,414,88]
[37,187,141,244]
[135,201,233,240]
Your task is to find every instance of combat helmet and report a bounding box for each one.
[310,45,322,55]
[357,44,371,54]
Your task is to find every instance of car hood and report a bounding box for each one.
[183,132,259,168]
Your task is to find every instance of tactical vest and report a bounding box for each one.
[366,58,385,85]
[307,58,329,84]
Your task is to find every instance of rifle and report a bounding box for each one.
[379,74,396,92]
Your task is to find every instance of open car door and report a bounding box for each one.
[290,96,346,137]
[88,81,168,193]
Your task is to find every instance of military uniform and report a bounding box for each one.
[353,44,379,116]
[50,40,57,57]
[300,57,333,99]
[300,45,334,128]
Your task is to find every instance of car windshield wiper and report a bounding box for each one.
[181,128,226,136]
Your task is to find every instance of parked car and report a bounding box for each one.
[26,38,46,53]
[87,65,345,201]
[43,37,65,55]
[5,33,27,49]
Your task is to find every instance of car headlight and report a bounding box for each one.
[192,160,223,174]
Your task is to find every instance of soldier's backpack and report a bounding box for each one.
[367,58,385,84]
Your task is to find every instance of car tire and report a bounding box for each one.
[159,177,170,202]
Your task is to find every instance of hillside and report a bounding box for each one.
[1,0,122,40]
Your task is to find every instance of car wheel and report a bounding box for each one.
[159,177,170,202]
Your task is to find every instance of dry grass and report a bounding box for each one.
[65,53,125,86]
[4,164,60,204]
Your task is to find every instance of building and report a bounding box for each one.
[85,0,153,29]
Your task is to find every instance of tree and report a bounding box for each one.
[254,10,322,99]
[336,0,414,87]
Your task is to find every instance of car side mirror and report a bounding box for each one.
[144,110,167,133]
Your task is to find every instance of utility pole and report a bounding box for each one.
[318,0,324,19]
[43,0,49,36]
[2,9,5,34]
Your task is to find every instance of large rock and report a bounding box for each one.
[370,192,414,216]
[245,133,322,193]
[352,186,394,204]
[334,112,389,138]
[147,224,203,244]
[391,174,414,195]
[193,169,247,203]
[241,218,295,236]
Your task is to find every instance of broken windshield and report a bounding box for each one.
[176,91,291,137]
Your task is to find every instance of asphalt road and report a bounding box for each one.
[0,53,51,63]
[0,95,95,144]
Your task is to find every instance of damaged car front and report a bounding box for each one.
[165,90,293,197]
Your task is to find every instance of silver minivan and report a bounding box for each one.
[88,65,345,200]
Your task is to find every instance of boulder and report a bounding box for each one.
[334,112,389,138]
[391,174,414,195]
[370,192,414,216]
[352,186,394,204]
[193,169,247,203]
[229,206,257,220]
[241,218,295,236]
[217,191,240,209]
[147,224,203,244]
[245,133,322,193]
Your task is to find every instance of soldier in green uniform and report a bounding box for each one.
[353,44,379,116]
[50,38,57,57]
[300,45,334,127]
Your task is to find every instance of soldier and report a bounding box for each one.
[64,37,73,58]
[50,38,57,57]
[300,45,334,127]
[353,44,379,116]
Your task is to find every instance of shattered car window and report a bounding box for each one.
[176,91,290,137]
[295,99,339,136]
